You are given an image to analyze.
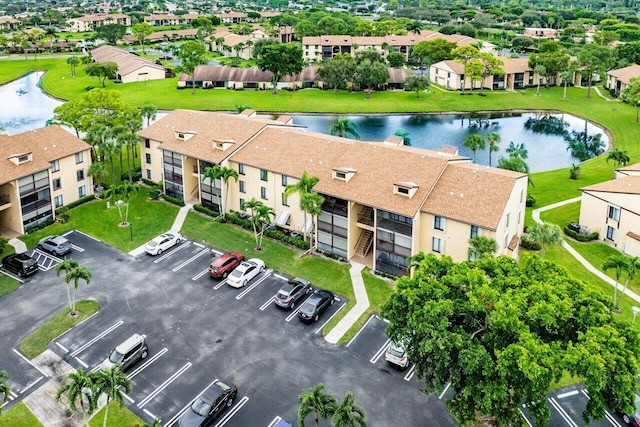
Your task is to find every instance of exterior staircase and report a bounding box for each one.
[355,229,374,257]
[358,206,374,226]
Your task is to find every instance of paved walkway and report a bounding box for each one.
[532,198,640,305]
[325,262,369,344]
[9,237,27,254]
[128,203,193,256]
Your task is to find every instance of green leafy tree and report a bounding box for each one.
[331,392,366,427]
[463,134,485,162]
[257,43,304,95]
[284,171,320,244]
[527,222,563,258]
[95,365,131,427]
[411,39,456,76]
[403,75,429,98]
[84,62,118,88]
[202,165,223,214]
[534,64,546,96]
[529,50,570,88]
[620,76,640,123]
[606,148,631,173]
[95,23,126,45]
[468,236,498,260]
[578,44,614,98]
[452,45,480,92]
[88,162,108,191]
[220,167,239,219]
[318,54,356,93]
[118,180,139,225]
[354,59,389,99]
[131,22,153,53]
[382,254,640,426]
[140,104,157,127]
[0,370,10,414]
[300,192,324,253]
[394,128,411,146]
[387,51,405,68]
[56,367,99,426]
[497,156,530,174]
[255,204,275,250]
[560,69,573,100]
[55,259,91,315]
[506,141,528,159]
[330,118,360,139]
[477,53,504,91]
[619,257,640,310]
[604,255,631,311]
[355,48,384,65]
[241,198,264,250]
[485,131,501,166]
[298,383,337,427]
[175,41,208,95]
[67,56,80,77]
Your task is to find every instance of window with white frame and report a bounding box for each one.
[506,213,510,227]
[260,169,268,181]
[239,198,245,208]
[434,216,445,231]
[145,153,151,164]
[239,180,246,193]
[54,195,63,208]
[78,185,86,198]
[432,237,443,253]
[470,225,480,239]
[260,187,268,200]
[75,152,83,164]
[282,192,289,206]
[76,169,84,181]
[51,160,60,172]
[146,169,151,180]
[606,226,617,242]
[238,164,245,175]
[608,205,620,221]
[282,175,288,186]
[53,178,62,190]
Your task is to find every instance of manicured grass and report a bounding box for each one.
[181,212,393,336]
[0,245,19,296]
[19,187,179,253]
[539,201,581,226]
[88,401,144,427]
[18,300,100,359]
[0,402,43,427]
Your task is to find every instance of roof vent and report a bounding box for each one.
[332,167,356,182]
[394,181,419,198]
[213,139,235,151]
[176,130,196,141]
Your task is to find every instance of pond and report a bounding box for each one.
[0,71,63,135]
[1,73,608,173]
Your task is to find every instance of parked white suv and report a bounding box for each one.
[101,334,148,371]
[385,342,409,368]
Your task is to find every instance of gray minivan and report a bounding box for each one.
[101,334,148,371]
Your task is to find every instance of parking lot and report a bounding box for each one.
[0,230,631,426]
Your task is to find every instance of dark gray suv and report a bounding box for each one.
[2,253,38,277]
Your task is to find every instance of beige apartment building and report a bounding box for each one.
[579,163,640,257]
[68,13,130,32]
[0,126,93,236]
[139,109,527,276]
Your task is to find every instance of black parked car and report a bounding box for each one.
[274,277,312,309]
[179,379,238,427]
[298,289,334,322]
[2,253,38,277]
[621,394,640,425]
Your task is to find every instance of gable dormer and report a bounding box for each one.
[213,139,235,151]
[394,181,419,198]
[175,130,196,141]
[332,167,356,182]
[8,152,32,165]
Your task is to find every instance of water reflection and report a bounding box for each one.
[0,71,63,135]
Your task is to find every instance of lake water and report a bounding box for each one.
[0,73,608,173]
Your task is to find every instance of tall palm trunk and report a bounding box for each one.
[102,396,110,427]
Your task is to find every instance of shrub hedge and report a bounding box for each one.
[161,194,185,206]
[194,204,219,218]
[563,226,600,242]
[62,194,95,210]
[520,237,542,251]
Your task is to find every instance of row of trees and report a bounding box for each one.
[298,383,366,427]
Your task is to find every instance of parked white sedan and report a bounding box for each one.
[227,258,266,288]
[145,232,183,256]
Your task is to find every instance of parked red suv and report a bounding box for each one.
[208,251,244,279]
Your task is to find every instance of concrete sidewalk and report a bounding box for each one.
[532,198,640,305]
[325,262,369,344]
[128,203,193,256]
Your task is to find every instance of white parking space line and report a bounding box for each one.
[236,271,271,300]
[315,304,345,334]
[74,357,89,368]
[214,396,249,427]
[557,390,579,399]
[268,417,283,427]
[73,230,101,242]
[0,270,24,283]
[12,349,50,378]
[172,248,210,272]
[285,306,303,322]
[273,273,288,281]
[62,231,74,237]
[213,279,228,290]
[519,408,534,427]
[439,382,451,400]
[192,268,209,281]
[55,342,69,353]
[69,320,124,357]
[9,391,18,399]
[164,379,220,427]
[137,362,192,408]
[370,340,391,364]
[19,376,44,394]
[260,296,275,311]
[143,409,158,422]
[154,241,191,264]
[548,397,578,427]
[211,248,222,255]
[580,390,620,427]
[346,314,376,348]
[403,364,416,381]
[70,244,85,252]
[128,348,168,379]
[122,392,135,404]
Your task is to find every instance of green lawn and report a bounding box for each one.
[18,300,100,359]
[0,402,43,427]
[0,244,19,296]
[539,201,581,226]
[19,187,179,253]
[180,212,394,337]
[88,401,144,427]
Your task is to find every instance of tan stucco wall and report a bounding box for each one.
[140,138,164,183]
[52,149,93,208]
[120,66,165,83]
[0,181,23,234]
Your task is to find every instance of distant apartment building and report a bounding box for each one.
[523,28,558,39]
[606,64,640,96]
[0,16,20,31]
[139,110,527,275]
[68,13,130,32]
[0,126,93,236]
[90,45,165,83]
[144,13,200,26]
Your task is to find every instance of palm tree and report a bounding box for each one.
[527,222,563,258]
[241,198,264,250]
[606,148,631,174]
[56,367,99,426]
[103,184,124,223]
[88,162,108,194]
[220,166,239,219]
[300,192,325,253]
[405,252,427,275]
[55,259,91,315]
[463,134,486,163]
[330,118,360,139]
[255,204,275,250]
[506,141,528,159]
[140,105,157,127]
[67,56,80,77]
[603,255,631,311]
[284,171,320,244]
[331,392,366,427]
[118,180,139,225]
[95,365,131,427]
[0,370,10,413]
[560,69,573,100]
[297,383,337,427]
[619,256,640,310]
[468,236,498,260]
[485,131,501,166]
[394,128,411,146]
[202,165,223,214]
[534,64,546,96]
[100,141,121,188]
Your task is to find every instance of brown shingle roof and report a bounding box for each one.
[90,45,164,75]
[607,64,640,85]
[138,110,288,164]
[231,127,468,217]
[421,162,526,230]
[581,175,640,195]
[617,162,640,172]
[0,126,90,185]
